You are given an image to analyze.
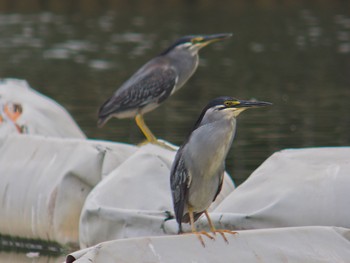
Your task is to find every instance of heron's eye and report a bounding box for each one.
[224,101,231,107]
[191,37,204,44]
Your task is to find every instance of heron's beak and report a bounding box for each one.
[236,100,272,108]
[199,33,233,48]
[230,99,272,117]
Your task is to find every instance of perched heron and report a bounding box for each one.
[98,33,232,145]
[170,96,271,246]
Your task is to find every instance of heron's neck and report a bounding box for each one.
[186,118,236,176]
[168,50,199,88]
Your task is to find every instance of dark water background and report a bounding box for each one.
[1,1,350,261]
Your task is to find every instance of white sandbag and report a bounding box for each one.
[0,134,137,246]
[0,78,85,138]
[210,147,350,230]
[66,226,350,263]
[79,144,235,248]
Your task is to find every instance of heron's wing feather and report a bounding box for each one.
[213,169,225,202]
[170,149,191,225]
[98,64,177,118]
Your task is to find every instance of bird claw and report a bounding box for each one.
[199,230,215,239]
[211,229,238,244]
[181,231,214,247]
[195,231,215,247]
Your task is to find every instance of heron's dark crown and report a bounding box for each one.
[204,96,237,109]
[192,96,237,130]
[160,35,202,55]
[159,33,232,56]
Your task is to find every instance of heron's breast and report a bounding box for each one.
[184,122,235,212]
[188,174,221,212]
[188,123,234,174]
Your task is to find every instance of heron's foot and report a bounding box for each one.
[211,229,238,244]
[181,231,214,247]
[197,230,215,247]
[138,140,149,146]
[138,139,177,151]
[135,114,177,150]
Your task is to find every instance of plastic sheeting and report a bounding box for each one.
[163,147,350,233]
[0,135,137,246]
[0,134,233,248]
[67,226,350,263]
[68,146,350,262]
[79,144,235,248]
[0,78,85,138]
[215,147,350,229]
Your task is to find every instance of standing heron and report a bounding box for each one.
[170,96,271,246]
[98,33,232,146]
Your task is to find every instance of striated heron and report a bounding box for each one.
[170,96,271,246]
[98,34,232,146]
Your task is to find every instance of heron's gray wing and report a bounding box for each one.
[212,169,225,202]
[170,149,191,226]
[98,65,177,118]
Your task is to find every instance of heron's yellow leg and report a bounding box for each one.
[135,114,157,143]
[188,207,214,247]
[204,210,237,244]
[135,114,177,151]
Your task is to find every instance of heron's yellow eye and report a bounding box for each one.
[191,37,204,44]
[224,100,240,107]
